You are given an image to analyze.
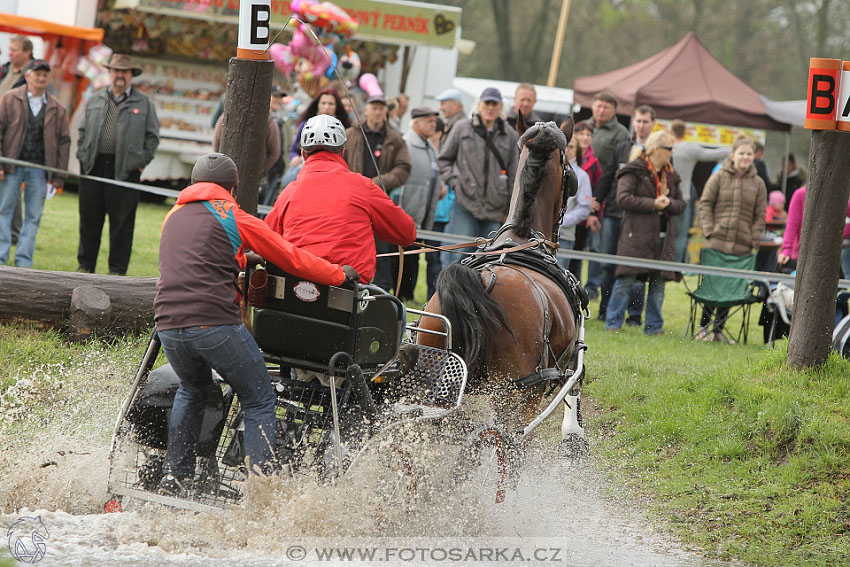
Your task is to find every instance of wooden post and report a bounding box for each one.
[218,0,273,216]
[786,130,850,368]
[546,0,571,87]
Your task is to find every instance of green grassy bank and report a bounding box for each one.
[2,191,848,565]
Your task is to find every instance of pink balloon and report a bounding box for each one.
[358,73,383,97]
[269,43,296,75]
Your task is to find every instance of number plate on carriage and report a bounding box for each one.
[268,275,286,300]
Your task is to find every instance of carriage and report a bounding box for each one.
[105,120,589,512]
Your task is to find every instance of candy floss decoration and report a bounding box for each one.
[358,73,382,97]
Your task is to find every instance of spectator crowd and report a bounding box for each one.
[1,34,848,347]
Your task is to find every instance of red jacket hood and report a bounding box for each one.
[176,182,234,204]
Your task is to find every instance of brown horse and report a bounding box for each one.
[417,119,584,440]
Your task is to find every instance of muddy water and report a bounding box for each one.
[1,345,725,567]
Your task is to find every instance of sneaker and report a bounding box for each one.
[694,326,713,341]
[713,332,736,345]
[157,474,193,497]
[76,267,93,274]
[626,318,641,328]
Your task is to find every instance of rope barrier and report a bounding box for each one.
[3,156,848,290]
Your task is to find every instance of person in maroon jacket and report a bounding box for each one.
[154,152,358,495]
[265,114,416,285]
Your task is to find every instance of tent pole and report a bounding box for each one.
[546,0,571,87]
[781,131,791,195]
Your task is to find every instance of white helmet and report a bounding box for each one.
[300,114,347,153]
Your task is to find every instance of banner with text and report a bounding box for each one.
[115,0,461,47]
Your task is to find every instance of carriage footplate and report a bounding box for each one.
[374,344,468,422]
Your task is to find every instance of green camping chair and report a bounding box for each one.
[686,248,765,344]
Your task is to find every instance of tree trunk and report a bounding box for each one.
[0,266,156,338]
[69,285,112,342]
[218,58,274,216]
[786,130,850,368]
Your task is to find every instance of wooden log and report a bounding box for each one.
[69,285,112,342]
[787,130,850,368]
[218,57,273,216]
[0,266,156,336]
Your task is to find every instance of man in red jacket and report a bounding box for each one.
[154,152,358,495]
[266,114,416,285]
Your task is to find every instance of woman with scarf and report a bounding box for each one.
[604,130,684,335]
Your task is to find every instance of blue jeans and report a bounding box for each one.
[606,273,666,334]
[158,324,277,477]
[558,237,575,269]
[442,201,501,265]
[0,166,47,267]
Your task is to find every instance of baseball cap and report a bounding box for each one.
[410,107,439,119]
[26,59,51,73]
[435,88,463,102]
[366,94,387,105]
[479,87,502,103]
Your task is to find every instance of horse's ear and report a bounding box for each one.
[560,116,574,144]
[516,109,528,136]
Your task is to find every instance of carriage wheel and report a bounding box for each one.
[455,425,518,505]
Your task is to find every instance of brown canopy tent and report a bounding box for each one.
[573,32,791,132]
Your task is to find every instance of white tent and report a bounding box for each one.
[452,77,576,119]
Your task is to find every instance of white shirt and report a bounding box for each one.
[27,90,47,116]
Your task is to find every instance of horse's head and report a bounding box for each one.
[510,118,576,241]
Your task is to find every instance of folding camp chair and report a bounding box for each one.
[686,248,765,344]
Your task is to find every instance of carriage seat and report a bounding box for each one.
[251,263,406,374]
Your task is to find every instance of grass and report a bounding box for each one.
[2,191,849,565]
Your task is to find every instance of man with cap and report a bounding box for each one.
[437,87,518,256]
[155,152,357,494]
[391,106,444,300]
[0,59,70,268]
[76,53,160,276]
[266,114,415,287]
[434,88,465,137]
[344,93,412,291]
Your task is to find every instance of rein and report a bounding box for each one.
[375,236,559,258]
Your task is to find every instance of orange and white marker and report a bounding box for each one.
[237,0,271,60]
[836,60,850,132]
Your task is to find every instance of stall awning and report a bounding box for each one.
[114,0,461,48]
[0,13,104,42]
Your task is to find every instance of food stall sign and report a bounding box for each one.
[654,119,765,146]
[334,0,460,48]
[115,0,461,48]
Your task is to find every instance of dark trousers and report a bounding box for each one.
[598,215,644,321]
[374,237,419,301]
[77,154,141,275]
[425,221,447,300]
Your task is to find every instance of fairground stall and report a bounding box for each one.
[99,0,464,182]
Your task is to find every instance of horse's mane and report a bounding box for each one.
[514,122,567,238]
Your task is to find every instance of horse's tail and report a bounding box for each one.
[436,263,511,374]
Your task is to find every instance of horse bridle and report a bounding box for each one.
[555,148,579,237]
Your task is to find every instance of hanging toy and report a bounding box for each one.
[336,48,361,81]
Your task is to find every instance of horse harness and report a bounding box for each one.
[462,230,589,391]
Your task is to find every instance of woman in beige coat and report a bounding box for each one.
[696,137,767,341]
